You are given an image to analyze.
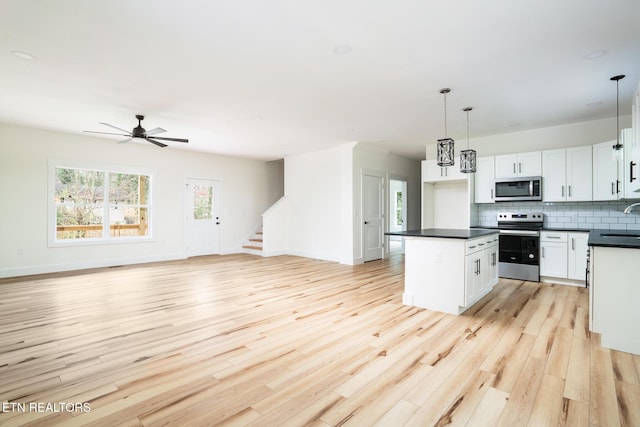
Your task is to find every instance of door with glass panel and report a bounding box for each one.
[185,178,221,256]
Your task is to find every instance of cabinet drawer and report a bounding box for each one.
[541,231,568,242]
[466,238,487,254]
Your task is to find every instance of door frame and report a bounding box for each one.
[388,174,408,255]
[184,177,223,256]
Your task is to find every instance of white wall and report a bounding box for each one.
[425,116,632,159]
[283,144,354,263]
[0,122,283,277]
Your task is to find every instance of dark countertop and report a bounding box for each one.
[385,228,498,240]
[588,229,640,249]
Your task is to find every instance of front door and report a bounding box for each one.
[363,172,384,262]
[185,178,221,256]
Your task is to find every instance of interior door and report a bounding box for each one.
[363,173,384,262]
[185,178,221,256]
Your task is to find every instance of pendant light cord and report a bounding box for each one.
[444,92,448,138]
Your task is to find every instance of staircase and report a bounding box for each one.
[242,227,263,255]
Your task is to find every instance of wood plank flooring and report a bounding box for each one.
[0,253,638,426]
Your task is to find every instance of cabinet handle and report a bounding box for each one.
[478,259,481,275]
[469,245,477,249]
[631,161,637,182]
[612,182,615,195]
[547,235,561,239]
[542,247,545,258]
[568,185,572,197]
[491,189,494,199]
[478,243,485,246]
[572,238,575,250]
[440,168,443,177]
[616,180,620,194]
[561,186,565,197]
[519,162,522,174]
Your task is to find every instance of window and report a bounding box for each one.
[50,162,152,244]
[395,190,404,226]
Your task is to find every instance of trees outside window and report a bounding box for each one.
[54,166,151,241]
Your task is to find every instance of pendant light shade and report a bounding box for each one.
[437,88,455,166]
[611,74,625,161]
[460,107,476,173]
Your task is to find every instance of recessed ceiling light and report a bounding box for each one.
[584,49,607,60]
[333,45,352,55]
[11,50,35,60]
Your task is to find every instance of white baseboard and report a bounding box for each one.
[0,252,187,279]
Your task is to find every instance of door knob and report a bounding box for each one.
[364,221,369,224]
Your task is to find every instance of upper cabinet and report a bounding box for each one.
[624,85,640,198]
[542,146,592,202]
[495,151,541,179]
[422,159,467,182]
[474,156,495,203]
[593,140,621,201]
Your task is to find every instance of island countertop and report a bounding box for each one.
[385,228,498,240]
[588,229,640,249]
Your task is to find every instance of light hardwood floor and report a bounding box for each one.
[0,253,638,426]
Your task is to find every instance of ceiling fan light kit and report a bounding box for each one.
[436,88,455,167]
[84,114,189,148]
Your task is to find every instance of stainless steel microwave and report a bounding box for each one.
[494,176,542,201]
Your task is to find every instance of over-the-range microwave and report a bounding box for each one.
[494,176,542,201]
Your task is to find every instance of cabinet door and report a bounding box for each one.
[465,254,482,305]
[622,128,639,198]
[495,154,518,179]
[566,146,592,201]
[593,140,620,201]
[518,151,542,177]
[567,232,589,281]
[444,164,466,181]
[540,241,568,278]
[474,156,495,203]
[542,149,567,201]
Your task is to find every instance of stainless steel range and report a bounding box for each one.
[497,212,544,282]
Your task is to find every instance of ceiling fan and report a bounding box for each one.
[84,114,189,148]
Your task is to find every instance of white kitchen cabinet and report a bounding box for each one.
[422,159,467,182]
[495,151,541,179]
[622,127,640,199]
[593,140,621,201]
[403,232,499,315]
[474,156,495,203]
[540,231,588,285]
[540,232,568,278]
[567,232,588,281]
[542,146,592,202]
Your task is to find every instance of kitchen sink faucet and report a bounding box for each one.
[623,202,640,214]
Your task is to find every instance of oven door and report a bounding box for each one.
[499,230,539,265]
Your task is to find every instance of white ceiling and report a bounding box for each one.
[1,0,639,161]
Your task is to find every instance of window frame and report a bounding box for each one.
[48,159,155,247]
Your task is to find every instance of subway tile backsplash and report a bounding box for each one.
[477,201,640,231]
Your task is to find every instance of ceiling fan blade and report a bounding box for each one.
[147,138,168,148]
[146,127,166,136]
[84,130,131,136]
[148,136,189,143]
[117,138,133,144]
[99,122,132,134]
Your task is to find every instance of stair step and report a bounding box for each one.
[249,238,263,242]
[243,245,262,251]
[256,231,263,235]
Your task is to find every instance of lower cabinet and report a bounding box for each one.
[465,235,499,306]
[540,231,588,284]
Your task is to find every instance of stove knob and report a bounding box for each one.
[529,253,535,259]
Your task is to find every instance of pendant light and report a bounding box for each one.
[437,88,455,166]
[460,107,476,173]
[611,74,625,162]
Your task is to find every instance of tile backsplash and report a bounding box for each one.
[477,201,640,230]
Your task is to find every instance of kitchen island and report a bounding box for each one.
[588,229,640,355]
[387,228,499,315]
